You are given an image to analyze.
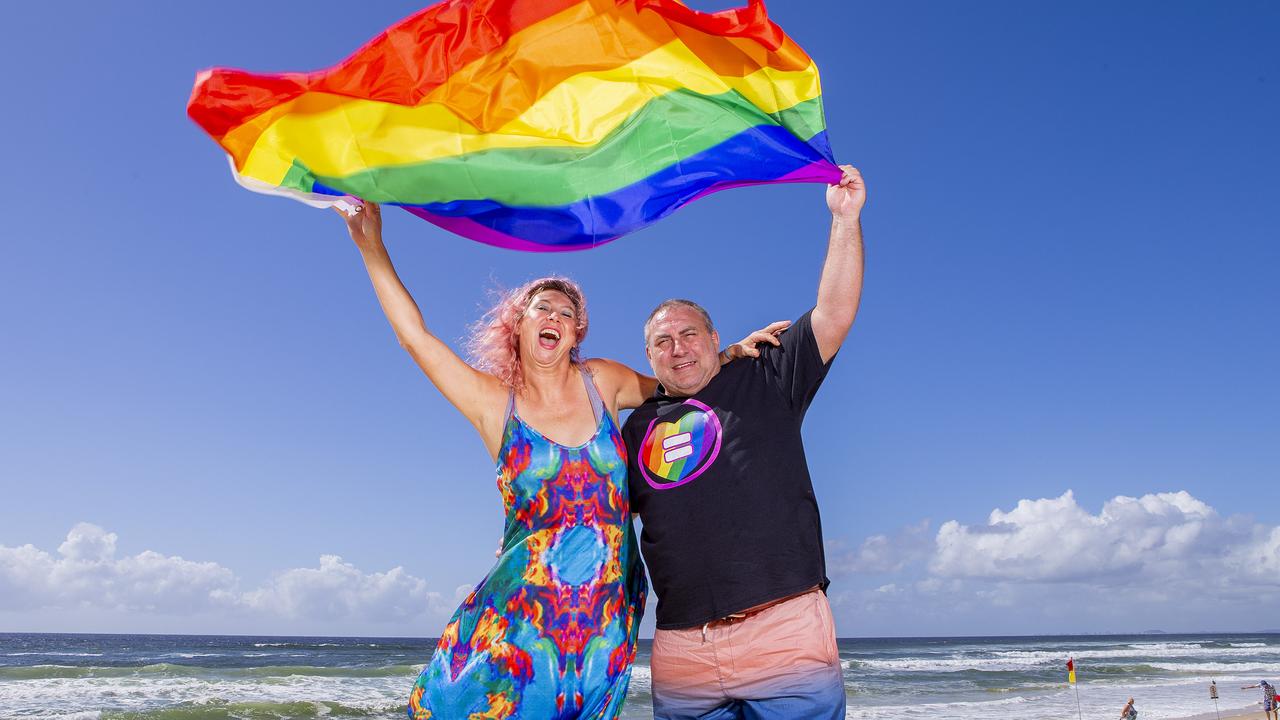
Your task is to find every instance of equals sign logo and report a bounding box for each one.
[662,432,693,463]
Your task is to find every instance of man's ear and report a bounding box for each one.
[711,330,720,349]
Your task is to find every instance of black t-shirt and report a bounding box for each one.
[622,309,834,630]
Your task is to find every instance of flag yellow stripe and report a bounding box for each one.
[228,40,821,186]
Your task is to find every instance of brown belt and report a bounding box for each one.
[700,586,820,641]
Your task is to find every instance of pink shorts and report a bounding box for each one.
[650,589,846,720]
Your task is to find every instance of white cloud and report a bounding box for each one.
[0,523,235,613]
[239,555,444,621]
[0,543,58,609]
[929,490,1256,586]
[0,524,444,626]
[825,490,1280,635]
[828,520,931,574]
[58,522,118,561]
[455,583,477,602]
[1227,525,1280,583]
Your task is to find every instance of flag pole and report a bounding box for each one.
[1067,657,1082,720]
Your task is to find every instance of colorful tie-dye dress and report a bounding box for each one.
[409,368,646,719]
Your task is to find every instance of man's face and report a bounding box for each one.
[645,305,720,397]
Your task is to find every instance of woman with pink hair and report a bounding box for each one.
[337,203,782,719]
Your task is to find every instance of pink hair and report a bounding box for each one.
[467,277,589,392]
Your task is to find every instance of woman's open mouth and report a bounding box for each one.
[537,327,561,350]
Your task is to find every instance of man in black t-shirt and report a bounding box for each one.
[622,165,866,720]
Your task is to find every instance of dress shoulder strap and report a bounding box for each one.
[579,364,604,425]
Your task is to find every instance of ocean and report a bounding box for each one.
[1,632,1276,719]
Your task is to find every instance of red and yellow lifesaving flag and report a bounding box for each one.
[1067,657,1077,684]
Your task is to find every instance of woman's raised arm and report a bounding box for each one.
[338,203,506,446]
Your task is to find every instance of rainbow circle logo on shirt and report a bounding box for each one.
[638,400,723,490]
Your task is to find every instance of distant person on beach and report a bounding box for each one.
[1242,680,1277,720]
[1120,697,1138,720]
[335,203,784,719]
[621,165,866,720]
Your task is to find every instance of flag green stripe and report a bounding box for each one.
[282,92,826,207]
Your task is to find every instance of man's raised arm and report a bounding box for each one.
[811,164,868,362]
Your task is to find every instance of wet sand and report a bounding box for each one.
[1176,705,1266,720]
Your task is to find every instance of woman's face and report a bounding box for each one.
[518,289,580,368]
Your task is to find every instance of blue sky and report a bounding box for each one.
[1,1,1277,637]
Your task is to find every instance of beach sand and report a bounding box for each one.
[1177,706,1267,720]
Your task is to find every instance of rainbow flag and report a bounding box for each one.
[187,0,840,251]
